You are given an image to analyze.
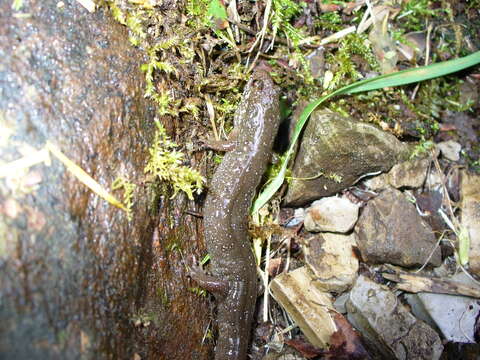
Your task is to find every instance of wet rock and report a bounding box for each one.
[270,266,336,348]
[284,207,305,228]
[437,140,462,161]
[306,48,325,78]
[284,110,410,206]
[405,273,480,343]
[346,275,443,360]
[399,32,426,61]
[365,157,430,191]
[414,190,447,234]
[442,343,480,360]
[304,233,359,292]
[398,118,436,139]
[461,171,480,276]
[0,1,209,359]
[459,79,479,107]
[355,188,442,267]
[333,292,349,314]
[304,196,359,233]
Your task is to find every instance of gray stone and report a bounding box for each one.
[405,273,480,343]
[304,233,359,292]
[437,140,462,161]
[284,110,410,206]
[355,188,442,267]
[347,276,443,360]
[304,196,359,233]
[365,157,430,191]
[333,292,350,314]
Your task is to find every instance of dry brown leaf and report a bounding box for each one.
[324,312,369,360]
[284,338,323,359]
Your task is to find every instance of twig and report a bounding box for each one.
[204,94,219,141]
[383,270,480,298]
[227,19,320,50]
[411,23,433,100]
[263,233,272,323]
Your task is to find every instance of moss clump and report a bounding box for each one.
[397,0,445,32]
[325,33,378,91]
[410,139,435,159]
[107,1,149,46]
[112,177,136,220]
[144,121,204,200]
[271,0,304,47]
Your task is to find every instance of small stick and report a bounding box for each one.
[383,271,480,298]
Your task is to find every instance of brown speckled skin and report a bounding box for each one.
[195,68,280,360]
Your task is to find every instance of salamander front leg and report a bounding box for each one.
[188,256,229,299]
[202,128,239,152]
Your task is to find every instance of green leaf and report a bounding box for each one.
[251,51,480,214]
[12,0,23,11]
[458,226,470,267]
[207,0,227,21]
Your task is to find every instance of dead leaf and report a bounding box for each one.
[319,3,341,12]
[284,338,323,359]
[267,258,283,276]
[439,123,457,131]
[323,312,369,359]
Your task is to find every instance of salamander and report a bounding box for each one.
[190,67,281,359]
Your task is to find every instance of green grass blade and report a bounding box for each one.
[346,51,480,94]
[251,51,480,214]
[458,226,470,266]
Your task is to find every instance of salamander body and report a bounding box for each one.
[192,68,280,360]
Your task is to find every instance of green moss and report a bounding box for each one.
[187,0,307,48]
[140,39,180,116]
[410,139,435,159]
[188,287,207,297]
[315,11,344,32]
[107,1,149,45]
[402,77,476,124]
[165,240,181,253]
[325,33,378,90]
[156,287,170,306]
[264,152,291,185]
[271,0,304,46]
[11,0,24,11]
[112,177,137,221]
[144,121,204,200]
[397,0,444,32]
[185,0,212,27]
[131,311,156,327]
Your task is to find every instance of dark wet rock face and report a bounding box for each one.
[0,1,209,359]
